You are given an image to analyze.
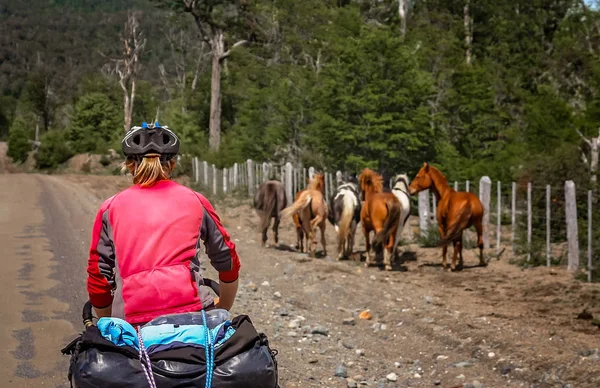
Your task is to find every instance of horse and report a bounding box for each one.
[253,180,287,247]
[281,174,328,257]
[328,180,361,260]
[390,173,412,257]
[292,190,306,252]
[408,162,485,270]
[359,168,402,271]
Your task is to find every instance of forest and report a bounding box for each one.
[2,0,600,190]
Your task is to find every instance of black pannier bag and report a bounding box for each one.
[61,313,279,388]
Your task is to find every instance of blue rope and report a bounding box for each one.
[202,310,214,388]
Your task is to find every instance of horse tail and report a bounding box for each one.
[437,204,472,247]
[337,192,356,240]
[373,198,401,250]
[281,191,312,219]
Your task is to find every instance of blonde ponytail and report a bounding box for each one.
[123,153,176,187]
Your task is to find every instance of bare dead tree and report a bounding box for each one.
[183,0,248,151]
[160,24,207,107]
[399,0,408,38]
[576,127,600,185]
[102,12,147,133]
[464,0,473,65]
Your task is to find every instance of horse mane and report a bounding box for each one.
[359,168,383,194]
[308,173,325,193]
[427,164,449,189]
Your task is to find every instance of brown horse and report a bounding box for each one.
[359,168,402,271]
[281,174,328,257]
[408,162,485,270]
[292,190,306,252]
[254,180,287,247]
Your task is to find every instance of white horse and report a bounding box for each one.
[391,174,412,257]
[328,181,362,260]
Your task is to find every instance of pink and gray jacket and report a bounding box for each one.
[86,180,241,325]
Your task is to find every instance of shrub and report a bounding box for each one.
[7,120,31,163]
[35,130,74,169]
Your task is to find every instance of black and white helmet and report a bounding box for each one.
[122,122,180,161]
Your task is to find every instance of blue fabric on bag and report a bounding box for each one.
[97,317,234,354]
[97,317,139,348]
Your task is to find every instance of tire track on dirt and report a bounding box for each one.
[0,174,77,387]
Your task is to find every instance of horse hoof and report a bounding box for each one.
[385,265,393,271]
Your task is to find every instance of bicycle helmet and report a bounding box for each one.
[122,122,179,161]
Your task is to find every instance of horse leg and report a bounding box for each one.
[273,216,280,246]
[261,215,270,247]
[458,232,465,269]
[337,225,344,260]
[384,234,394,271]
[347,221,356,258]
[321,222,328,258]
[440,226,448,269]
[450,240,460,271]
[474,220,486,266]
[364,226,373,267]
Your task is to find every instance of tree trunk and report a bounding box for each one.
[590,137,599,184]
[399,0,407,38]
[209,30,225,152]
[576,127,599,186]
[464,0,473,65]
[124,92,132,133]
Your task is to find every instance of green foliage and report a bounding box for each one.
[418,224,441,248]
[7,116,31,163]
[68,93,120,154]
[35,130,74,169]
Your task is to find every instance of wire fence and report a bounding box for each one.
[190,158,597,282]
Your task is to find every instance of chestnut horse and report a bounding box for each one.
[292,175,326,252]
[254,180,287,247]
[359,168,402,271]
[281,174,328,257]
[408,162,485,270]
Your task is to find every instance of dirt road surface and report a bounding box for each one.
[1,173,599,387]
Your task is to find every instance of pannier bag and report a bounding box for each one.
[61,311,279,388]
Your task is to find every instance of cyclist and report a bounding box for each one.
[86,122,240,325]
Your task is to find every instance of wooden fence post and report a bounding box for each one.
[308,167,315,181]
[293,167,298,195]
[223,168,228,194]
[329,171,334,191]
[511,182,516,255]
[418,190,430,237]
[546,185,551,267]
[233,163,239,188]
[203,161,208,187]
[285,162,293,204]
[325,172,330,199]
[466,180,470,192]
[303,168,307,188]
[527,182,532,262]
[454,181,458,191]
[431,194,437,225]
[480,176,492,249]
[497,181,501,252]
[262,162,269,182]
[565,180,579,272]
[212,164,217,195]
[336,171,343,185]
[247,159,254,197]
[588,190,593,282]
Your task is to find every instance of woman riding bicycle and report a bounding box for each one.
[86,122,240,325]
